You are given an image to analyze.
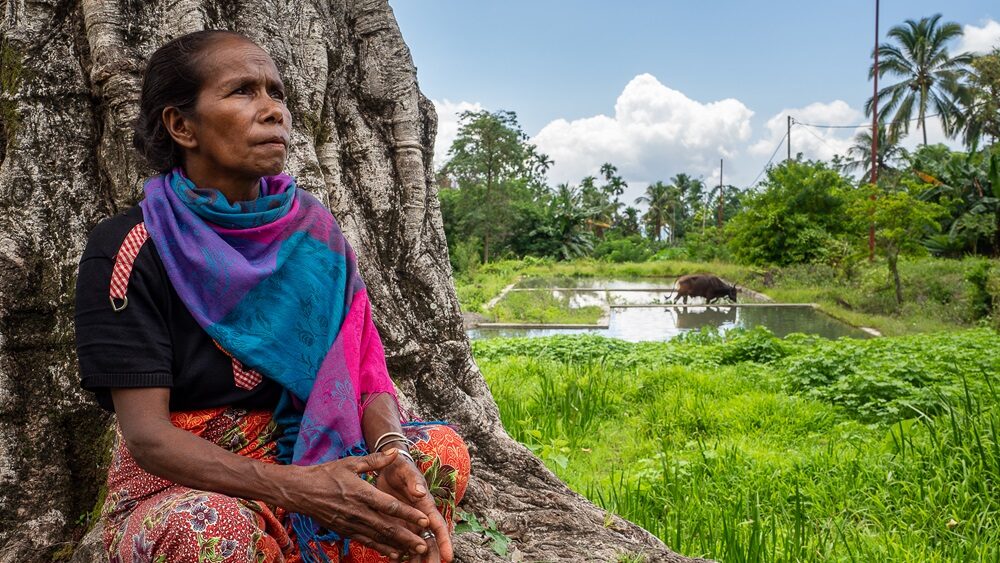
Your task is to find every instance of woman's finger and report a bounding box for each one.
[414,495,452,563]
[346,448,400,475]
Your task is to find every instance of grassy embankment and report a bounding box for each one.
[474,328,1000,562]
[456,257,1000,335]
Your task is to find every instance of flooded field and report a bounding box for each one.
[469,277,872,341]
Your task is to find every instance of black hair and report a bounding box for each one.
[133,30,252,172]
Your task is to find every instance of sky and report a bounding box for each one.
[391,1,1000,206]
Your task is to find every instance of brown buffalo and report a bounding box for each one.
[671,274,738,304]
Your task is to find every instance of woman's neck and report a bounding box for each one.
[183,162,260,203]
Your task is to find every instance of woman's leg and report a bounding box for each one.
[106,486,289,562]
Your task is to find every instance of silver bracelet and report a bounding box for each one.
[394,449,415,465]
[372,431,407,453]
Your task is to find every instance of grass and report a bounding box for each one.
[485,289,605,324]
[475,329,1000,562]
[456,256,1000,336]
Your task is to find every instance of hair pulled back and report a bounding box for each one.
[133,30,252,172]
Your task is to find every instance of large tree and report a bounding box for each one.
[0,2,703,562]
[440,109,548,263]
[864,14,972,145]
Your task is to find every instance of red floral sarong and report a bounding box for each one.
[101,408,470,562]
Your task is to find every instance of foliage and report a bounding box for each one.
[864,14,972,145]
[487,290,604,324]
[478,329,1000,561]
[956,48,1000,147]
[849,183,947,303]
[727,159,853,266]
[455,511,512,557]
[593,234,658,263]
[440,109,551,263]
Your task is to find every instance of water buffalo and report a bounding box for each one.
[671,274,738,304]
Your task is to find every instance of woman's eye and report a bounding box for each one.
[270,89,286,101]
[232,86,250,96]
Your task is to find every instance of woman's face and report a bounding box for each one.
[177,37,292,181]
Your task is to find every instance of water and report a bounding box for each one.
[470,277,872,342]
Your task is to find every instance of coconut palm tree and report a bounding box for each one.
[864,14,973,145]
[635,181,671,241]
[842,126,907,179]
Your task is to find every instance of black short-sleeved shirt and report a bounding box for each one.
[75,205,282,412]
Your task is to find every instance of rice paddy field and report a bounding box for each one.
[473,328,1000,562]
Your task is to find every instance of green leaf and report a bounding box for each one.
[486,529,511,556]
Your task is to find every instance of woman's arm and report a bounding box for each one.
[361,393,453,563]
[112,387,432,560]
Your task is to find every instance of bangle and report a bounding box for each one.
[376,438,409,452]
[394,449,415,465]
[372,431,407,453]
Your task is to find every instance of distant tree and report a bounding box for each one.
[635,181,671,241]
[441,110,548,262]
[618,206,642,237]
[864,14,972,145]
[850,184,946,303]
[727,159,852,265]
[843,125,908,179]
[955,49,1000,148]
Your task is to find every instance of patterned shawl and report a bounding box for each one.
[140,168,397,560]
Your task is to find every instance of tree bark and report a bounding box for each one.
[0,2,707,562]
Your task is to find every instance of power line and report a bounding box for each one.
[746,131,788,188]
[795,122,844,155]
[793,99,991,129]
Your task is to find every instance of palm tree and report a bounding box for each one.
[842,126,907,179]
[954,48,1000,149]
[864,14,972,145]
[635,181,671,241]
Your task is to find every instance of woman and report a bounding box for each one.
[75,30,469,563]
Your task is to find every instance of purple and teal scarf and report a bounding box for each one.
[140,168,397,561]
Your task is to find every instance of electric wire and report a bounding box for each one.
[746,131,789,188]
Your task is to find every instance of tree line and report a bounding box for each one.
[437,14,1000,305]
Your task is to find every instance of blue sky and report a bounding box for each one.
[392,1,999,203]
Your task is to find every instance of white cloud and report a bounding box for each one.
[959,19,1000,54]
[530,73,753,205]
[432,99,484,169]
[750,101,864,166]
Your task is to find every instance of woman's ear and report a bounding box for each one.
[162,107,198,150]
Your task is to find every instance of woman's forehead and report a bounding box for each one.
[198,38,282,85]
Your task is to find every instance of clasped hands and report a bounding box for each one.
[294,448,452,562]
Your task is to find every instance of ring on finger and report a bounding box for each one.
[420,530,435,540]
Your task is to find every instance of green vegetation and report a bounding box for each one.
[458,256,1000,335]
[475,329,1000,562]
[486,289,604,325]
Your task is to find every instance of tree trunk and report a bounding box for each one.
[0,2,706,562]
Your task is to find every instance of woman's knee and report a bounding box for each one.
[405,424,471,504]
[148,491,281,562]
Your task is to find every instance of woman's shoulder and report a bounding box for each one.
[81,205,147,261]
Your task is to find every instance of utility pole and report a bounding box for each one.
[717,159,724,229]
[787,115,792,161]
[869,0,879,261]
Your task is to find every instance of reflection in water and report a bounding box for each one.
[673,306,737,330]
[470,305,871,342]
[472,278,872,342]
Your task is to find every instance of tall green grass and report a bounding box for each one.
[477,329,1000,562]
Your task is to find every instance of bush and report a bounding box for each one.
[592,235,656,263]
[719,326,788,364]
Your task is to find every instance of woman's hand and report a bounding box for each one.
[289,449,435,560]
[375,452,453,563]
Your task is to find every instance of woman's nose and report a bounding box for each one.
[260,97,286,125]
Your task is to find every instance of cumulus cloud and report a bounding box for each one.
[531,73,753,202]
[432,99,484,169]
[959,19,1000,54]
[750,101,864,166]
